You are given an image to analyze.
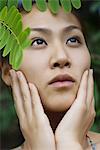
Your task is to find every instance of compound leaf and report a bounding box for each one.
[0,6,31,69]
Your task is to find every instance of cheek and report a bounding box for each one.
[72,49,91,71]
[20,50,48,84]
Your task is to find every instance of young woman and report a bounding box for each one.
[1,3,100,150]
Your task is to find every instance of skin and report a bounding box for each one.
[20,6,90,112]
[1,5,100,150]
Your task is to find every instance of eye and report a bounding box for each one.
[66,36,81,47]
[31,38,47,49]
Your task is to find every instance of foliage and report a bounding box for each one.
[0,0,81,12]
[0,6,31,70]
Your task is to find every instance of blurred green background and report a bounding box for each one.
[0,1,100,149]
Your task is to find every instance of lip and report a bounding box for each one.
[48,74,75,88]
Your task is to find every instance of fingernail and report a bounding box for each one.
[85,70,88,76]
[17,71,22,79]
[90,69,93,75]
[9,69,14,75]
[17,71,20,76]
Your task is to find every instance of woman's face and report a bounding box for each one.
[20,5,91,112]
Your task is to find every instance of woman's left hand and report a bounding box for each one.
[55,70,96,150]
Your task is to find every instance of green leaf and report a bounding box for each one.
[0,6,7,21]
[5,6,18,25]
[71,0,81,9]
[14,48,23,70]
[9,44,18,65]
[0,0,7,11]
[0,29,10,49]
[0,25,6,40]
[21,39,32,49]
[10,45,23,70]
[22,0,32,12]
[36,0,47,12]
[7,0,18,8]
[60,0,72,12]
[18,27,31,44]
[11,13,22,28]
[2,31,12,57]
[2,34,14,57]
[48,0,60,14]
[14,19,22,36]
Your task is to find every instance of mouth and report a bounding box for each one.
[48,74,75,88]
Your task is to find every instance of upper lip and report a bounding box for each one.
[49,74,75,84]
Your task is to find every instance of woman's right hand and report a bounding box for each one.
[9,69,55,150]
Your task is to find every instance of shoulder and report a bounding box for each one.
[88,131,100,149]
[88,131,100,142]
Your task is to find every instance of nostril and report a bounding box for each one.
[65,62,70,67]
[53,62,70,68]
[53,63,60,68]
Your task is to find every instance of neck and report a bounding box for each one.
[44,109,66,133]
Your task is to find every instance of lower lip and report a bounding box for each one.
[50,81,74,88]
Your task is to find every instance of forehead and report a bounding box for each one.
[21,4,81,30]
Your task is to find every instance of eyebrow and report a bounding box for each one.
[30,25,82,34]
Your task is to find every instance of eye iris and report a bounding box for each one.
[37,39,43,44]
[70,38,77,43]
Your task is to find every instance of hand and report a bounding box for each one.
[55,70,96,150]
[9,70,55,150]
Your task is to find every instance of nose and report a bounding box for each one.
[50,44,71,69]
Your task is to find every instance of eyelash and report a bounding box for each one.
[66,36,81,46]
[31,36,82,49]
[31,38,47,48]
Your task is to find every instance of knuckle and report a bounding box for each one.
[23,94,28,101]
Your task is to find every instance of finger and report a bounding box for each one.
[17,71,32,121]
[75,70,88,105]
[9,69,26,122]
[86,69,94,109]
[85,97,96,132]
[89,97,96,120]
[29,83,45,119]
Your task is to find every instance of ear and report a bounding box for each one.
[1,61,12,86]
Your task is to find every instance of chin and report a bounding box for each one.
[42,96,75,112]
